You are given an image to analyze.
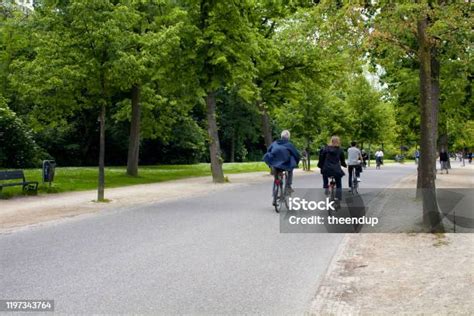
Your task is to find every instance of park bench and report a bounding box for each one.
[0,170,38,193]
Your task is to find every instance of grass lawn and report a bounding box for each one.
[0,162,270,198]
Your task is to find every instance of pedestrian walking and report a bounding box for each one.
[415,149,420,165]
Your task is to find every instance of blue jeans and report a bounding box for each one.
[323,175,342,199]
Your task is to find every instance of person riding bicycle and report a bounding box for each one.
[375,149,384,168]
[347,141,362,190]
[263,130,300,193]
[317,136,347,201]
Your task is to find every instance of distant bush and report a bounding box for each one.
[0,100,47,168]
[140,117,207,165]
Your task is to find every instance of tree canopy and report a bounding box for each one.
[1,0,472,222]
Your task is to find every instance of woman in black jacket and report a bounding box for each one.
[317,136,347,200]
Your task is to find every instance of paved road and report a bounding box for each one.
[0,164,416,314]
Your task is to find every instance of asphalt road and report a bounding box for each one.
[0,164,416,314]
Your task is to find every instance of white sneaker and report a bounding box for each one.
[357,177,361,182]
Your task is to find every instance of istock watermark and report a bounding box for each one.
[289,197,336,211]
[279,188,474,233]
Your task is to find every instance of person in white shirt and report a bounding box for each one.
[375,149,384,169]
[347,141,362,189]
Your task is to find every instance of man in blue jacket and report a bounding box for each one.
[263,130,300,192]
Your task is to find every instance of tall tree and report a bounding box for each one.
[346,75,396,151]
[20,0,128,200]
[358,1,472,231]
[416,11,442,229]
[110,1,188,176]
[187,0,259,182]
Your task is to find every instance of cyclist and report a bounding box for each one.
[375,148,384,169]
[347,141,362,190]
[263,130,300,194]
[318,136,347,201]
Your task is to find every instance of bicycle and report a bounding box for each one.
[272,169,289,213]
[376,157,382,169]
[350,165,359,195]
[327,176,340,215]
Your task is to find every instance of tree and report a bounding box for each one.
[217,89,261,162]
[359,1,472,231]
[0,2,34,111]
[346,75,396,151]
[110,1,190,176]
[186,0,259,182]
[268,3,355,167]
[20,0,129,201]
[247,1,318,149]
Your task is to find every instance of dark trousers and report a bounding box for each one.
[348,165,360,188]
[273,168,293,187]
[323,175,342,199]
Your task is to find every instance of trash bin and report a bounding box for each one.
[42,160,56,185]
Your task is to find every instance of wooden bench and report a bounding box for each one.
[0,170,38,193]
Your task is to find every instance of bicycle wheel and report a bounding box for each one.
[273,179,282,213]
[275,182,285,213]
[352,179,358,195]
[282,172,290,210]
[328,182,336,216]
[351,170,358,195]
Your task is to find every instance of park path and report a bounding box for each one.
[0,164,414,233]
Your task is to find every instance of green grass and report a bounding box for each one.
[0,162,270,198]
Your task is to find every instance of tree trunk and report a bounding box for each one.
[416,160,422,193]
[417,16,444,232]
[98,104,106,201]
[126,84,141,177]
[206,91,225,183]
[368,143,371,167]
[431,49,440,147]
[431,50,441,178]
[259,103,273,149]
[438,133,448,152]
[230,130,235,163]
[306,138,311,171]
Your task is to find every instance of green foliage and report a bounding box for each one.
[1,0,470,172]
[360,1,473,152]
[190,0,260,99]
[452,120,474,150]
[217,89,261,162]
[345,76,396,147]
[162,116,207,164]
[0,98,46,168]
